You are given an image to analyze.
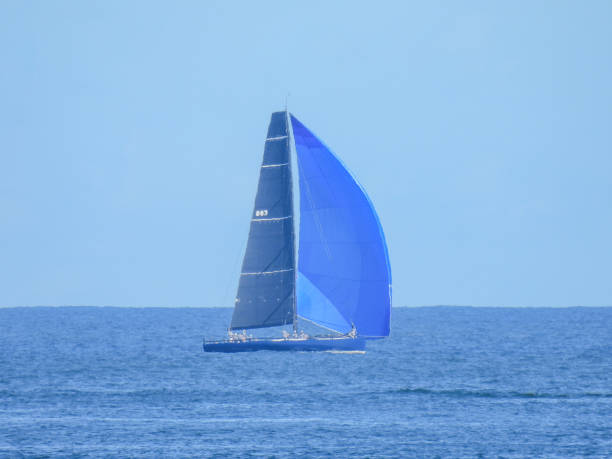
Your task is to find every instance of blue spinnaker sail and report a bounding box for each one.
[290,115,391,337]
[231,112,296,330]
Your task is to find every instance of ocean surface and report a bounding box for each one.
[0,307,611,458]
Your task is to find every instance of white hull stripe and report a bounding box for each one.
[266,135,288,141]
[261,162,288,168]
[252,215,292,221]
[241,268,294,276]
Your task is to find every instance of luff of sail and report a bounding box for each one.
[230,112,296,330]
[290,115,391,337]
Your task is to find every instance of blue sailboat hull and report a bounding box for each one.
[203,336,366,353]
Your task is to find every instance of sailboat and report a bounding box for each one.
[203,111,391,352]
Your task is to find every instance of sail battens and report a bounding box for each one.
[252,215,292,222]
[261,162,288,168]
[241,268,294,276]
[266,135,288,141]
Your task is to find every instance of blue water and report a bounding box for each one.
[1,307,611,457]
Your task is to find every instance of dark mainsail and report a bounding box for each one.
[230,112,296,330]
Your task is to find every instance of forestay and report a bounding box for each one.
[230,112,296,330]
[290,115,391,337]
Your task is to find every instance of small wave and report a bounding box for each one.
[323,350,366,354]
[396,388,612,399]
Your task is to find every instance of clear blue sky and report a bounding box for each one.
[1,1,610,307]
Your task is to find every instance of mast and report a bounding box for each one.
[286,109,299,334]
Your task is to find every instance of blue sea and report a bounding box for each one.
[1,307,611,457]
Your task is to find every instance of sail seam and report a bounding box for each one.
[241,268,294,275]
